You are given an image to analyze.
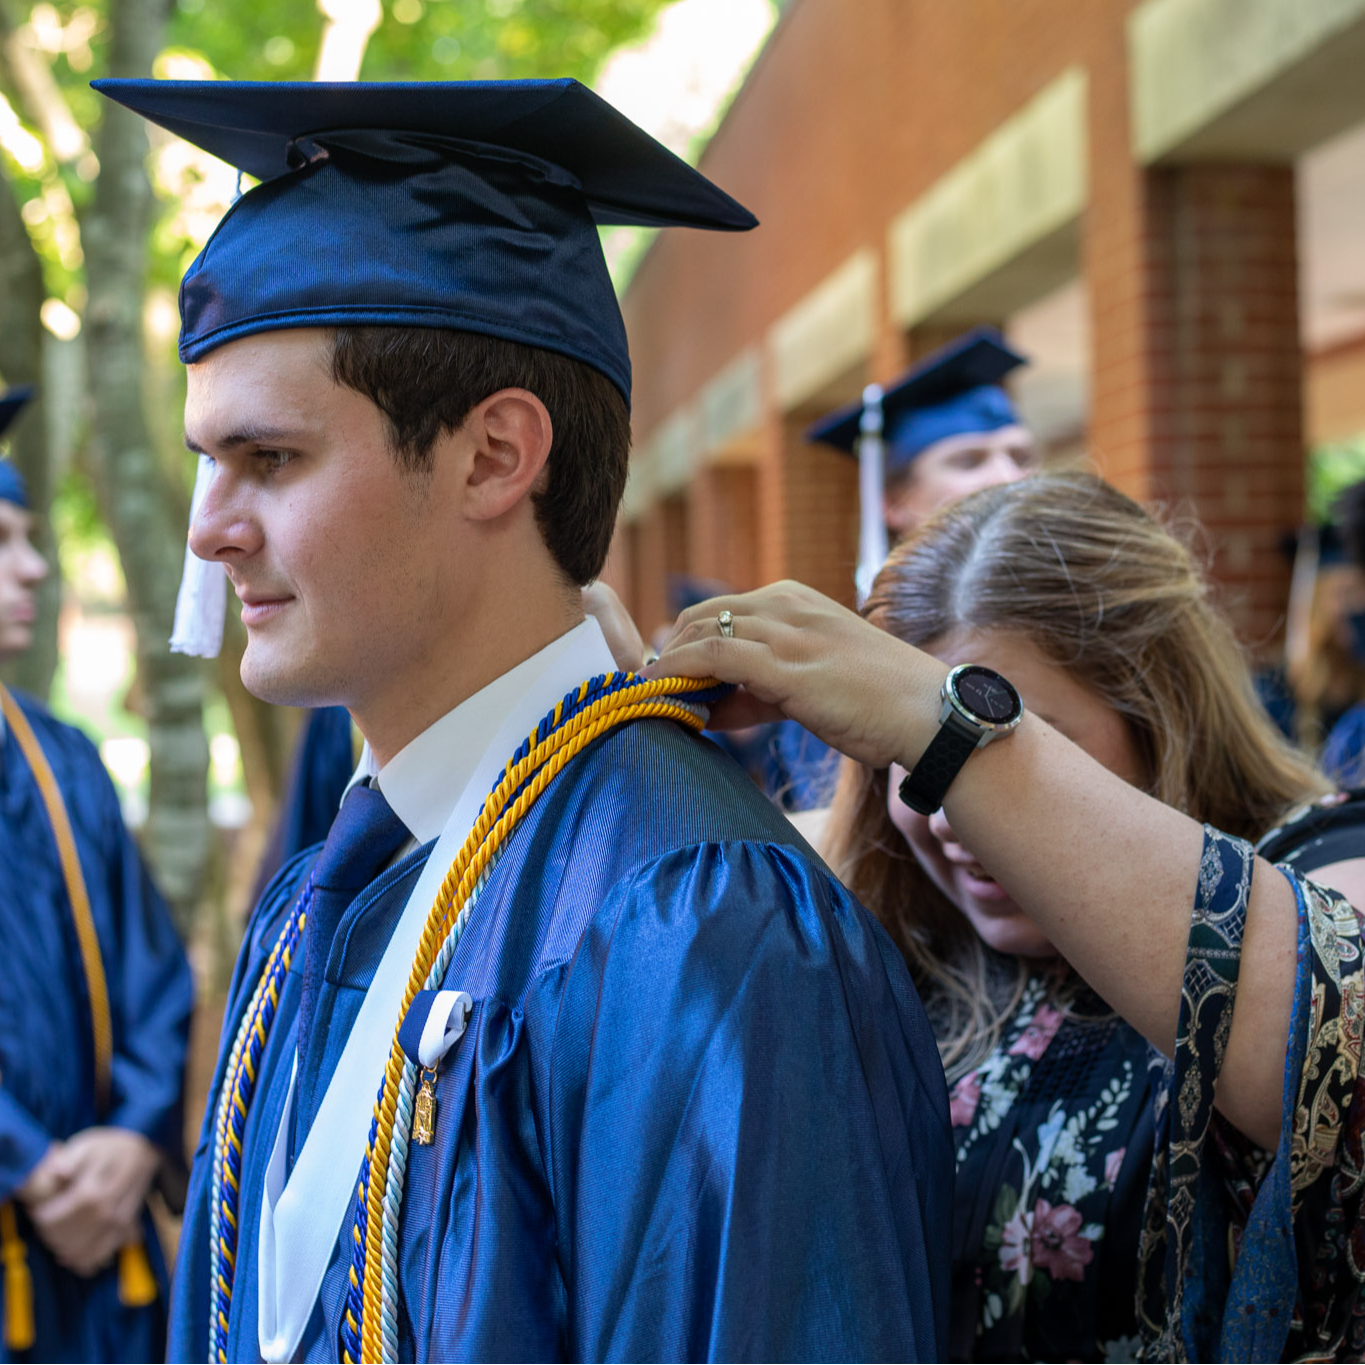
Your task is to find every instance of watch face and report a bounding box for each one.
[953,666,1022,724]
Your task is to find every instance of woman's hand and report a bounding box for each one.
[644,581,947,769]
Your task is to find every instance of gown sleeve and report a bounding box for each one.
[0,1087,54,1203]
[536,840,952,1363]
[1137,824,1365,1362]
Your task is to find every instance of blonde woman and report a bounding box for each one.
[821,472,1339,1360]
[593,472,1365,1361]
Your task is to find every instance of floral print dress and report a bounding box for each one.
[948,822,1365,1362]
[948,975,1156,1361]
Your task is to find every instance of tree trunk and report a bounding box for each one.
[82,0,210,927]
[0,155,59,698]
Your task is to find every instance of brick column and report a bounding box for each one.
[686,464,760,593]
[599,521,637,619]
[631,503,671,641]
[1088,83,1302,648]
[779,411,860,608]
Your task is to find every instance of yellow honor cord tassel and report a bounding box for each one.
[118,1239,158,1308]
[0,1202,35,1352]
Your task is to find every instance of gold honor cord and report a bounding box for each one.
[0,684,159,1343]
[0,686,113,1104]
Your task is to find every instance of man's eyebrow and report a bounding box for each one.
[183,423,305,455]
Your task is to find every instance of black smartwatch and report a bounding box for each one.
[898,664,1024,815]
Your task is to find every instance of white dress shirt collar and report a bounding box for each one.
[344,616,618,844]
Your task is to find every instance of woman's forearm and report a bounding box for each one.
[653,583,1298,1148]
[932,712,1295,1148]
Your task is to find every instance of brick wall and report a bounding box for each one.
[618,0,1309,651]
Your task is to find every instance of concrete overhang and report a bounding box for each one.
[620,447,656,525]
[699,347,764,465]
[1131,0,1365,163]
[767,249,878,413]
[649,406,700,501]
[623,356,759,523]
[888,68,1087,330]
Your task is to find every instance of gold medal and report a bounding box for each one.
[413,1067,438,1145]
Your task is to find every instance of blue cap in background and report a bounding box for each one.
[0,386,34,507]
[92,79,759,405]
[806,326,1027,475]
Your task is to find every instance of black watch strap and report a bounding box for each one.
[898,716,980,816]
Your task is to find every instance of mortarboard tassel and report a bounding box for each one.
[854,383,888,606]
[0,1202,35,1352]
[169,452,226,658]
[118,1239,159,1307]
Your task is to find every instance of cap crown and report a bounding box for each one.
[807,326,1027,470]
[94,79,758,402]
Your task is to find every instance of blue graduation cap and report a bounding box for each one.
[92,79,758,404]
[0,386,34,507]
[806,326,1027,475]
[668,574,730,617]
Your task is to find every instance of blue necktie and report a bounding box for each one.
[295,784,410,1074]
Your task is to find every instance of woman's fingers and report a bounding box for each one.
[582,581,647,672]
[642,580,947,769]
[667,582,822,646]
[646,633,783,695]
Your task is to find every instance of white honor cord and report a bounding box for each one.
[169,452,227,658]
[418,991,474,1068]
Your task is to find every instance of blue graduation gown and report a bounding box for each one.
[0,689,194,1363]
[172,717,952,1362]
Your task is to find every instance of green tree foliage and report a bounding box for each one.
[7,0,678,301]
[1308,436,1365,525]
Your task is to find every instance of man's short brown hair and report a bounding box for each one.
[331,327,631,585]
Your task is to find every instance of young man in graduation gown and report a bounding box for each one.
[807,325,1038,543]
[0,388,194,1361]
[94,79,954,1363]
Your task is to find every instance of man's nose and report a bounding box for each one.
[188,469,260,562]
[20,541,48,585]
[991,449,1030,483]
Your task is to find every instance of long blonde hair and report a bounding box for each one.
[825,471,1329,1079]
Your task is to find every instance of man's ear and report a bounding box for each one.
[463,388,553,520]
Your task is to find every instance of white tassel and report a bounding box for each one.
[169,453,227,658]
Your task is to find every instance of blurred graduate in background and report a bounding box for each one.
[767,327,1039,815]
[807,325,1038,546]
[0,387,193,1362]
[1316,478,1365,786]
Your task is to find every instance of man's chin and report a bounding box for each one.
[239,645,332,710]
[0,622,34,664]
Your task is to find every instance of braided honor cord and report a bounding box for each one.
[204,672,723,1363]
[207,877,312,1363]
